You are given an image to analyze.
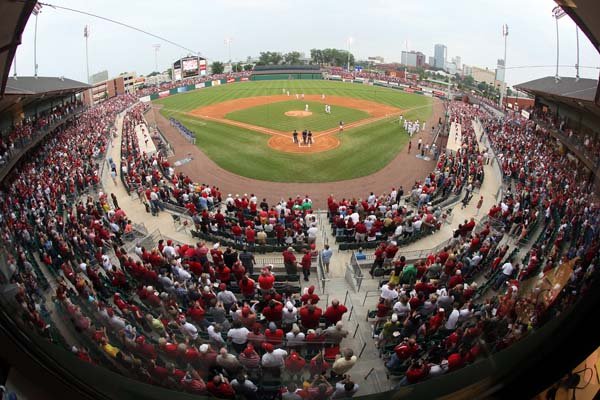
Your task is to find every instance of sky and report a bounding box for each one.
[11,0,600,86]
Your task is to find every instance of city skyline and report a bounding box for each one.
[10,0,600,86]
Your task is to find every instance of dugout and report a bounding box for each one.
[251,64,323,81]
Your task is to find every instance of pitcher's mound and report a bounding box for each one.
[285,110,312,117]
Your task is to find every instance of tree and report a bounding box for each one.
[232,62,244,72]
[166,68,173,79]
[244,64,254,71]
[211,61,224,74]
[257,51,283,65]
[283,51,302,65]
[310,49,323,65]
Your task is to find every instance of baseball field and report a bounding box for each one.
[155,80,433,183]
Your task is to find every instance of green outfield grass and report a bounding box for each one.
[156,80,433,182]
[225,100,369,132]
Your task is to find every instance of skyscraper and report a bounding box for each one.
[434,44,447,69]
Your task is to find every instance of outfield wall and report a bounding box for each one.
[140,75,448,103]
[250,73,323,81]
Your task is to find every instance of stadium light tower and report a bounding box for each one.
[33,2,42,77]
[552,6,566,82]
[84,25,90,84]
[347,37,354,71]
[224,37,233,64]
[500,24,508,107]
[153,44,161,72]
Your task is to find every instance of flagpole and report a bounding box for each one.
[34,13,38,77]
[84,25,90,83]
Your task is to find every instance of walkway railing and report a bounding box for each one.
[345,252,365,292]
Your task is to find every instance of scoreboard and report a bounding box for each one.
[173,56,207,81]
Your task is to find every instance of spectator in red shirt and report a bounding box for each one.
[301,285,320,305]
[206,375,235,399]
[324,299,348,325]
[300,304,322,329]
[262,300,283,323]
[285,350,307,380]
[282,247,298,275]
[239,275,256,299]
[258,268,274,293]
[301,249,312,281]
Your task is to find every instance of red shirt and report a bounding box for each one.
[324,304,348,324]
[285,355,306,372]
[258,273,274,290]
[265,328,284,345]
[301,253,312,270]
[206,381,235,399]
[299,306,322,329]
[262,304,283,322]
[447,353,464,371]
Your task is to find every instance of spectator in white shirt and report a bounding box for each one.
[380,282,399,302]
[261,343,287,372]
[179,320,198,340]
[444,305,460,330]
[227,320,250,353]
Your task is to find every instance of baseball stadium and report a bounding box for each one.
[0,1,599,399]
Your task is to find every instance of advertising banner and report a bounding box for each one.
[159,90,170,98]
[227,78,235,83]
[521,110,530,119]
[140,96,151,102]
[212,80,221,86]
[195,82,206,89]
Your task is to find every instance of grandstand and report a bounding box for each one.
[0,1,599,400]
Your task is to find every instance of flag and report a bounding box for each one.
[32,2,42,15]
[84,25,89,38]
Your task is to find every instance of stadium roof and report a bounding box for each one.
[556,0,600,54]
[0,76,89,115]
[0,0,37,96]
[515,76,600,117]
[4,76,90,95]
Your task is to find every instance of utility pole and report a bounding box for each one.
[153,44,161,72]
[84,25,90,83]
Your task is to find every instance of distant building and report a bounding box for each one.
[82,72,137,106]
[496,59,505,82]
[445,62,457,75]
[452,56,461,71]
[434,44,447,69]
[401,51,425,68]
[471,66,496,85]
[428,56,435,66]
[368,56,385,65]
[144,72,170,86]
[463,65,473,77]
[89,70,108,85]
[502,96,534,111]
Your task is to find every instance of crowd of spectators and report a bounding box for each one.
[529,105,600,167]
[1,71,598,397]
[0,101,83,167]
[327,101,486,252]
[369,102,599,387]
[1,94,363,398]
[136,71,252,98]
